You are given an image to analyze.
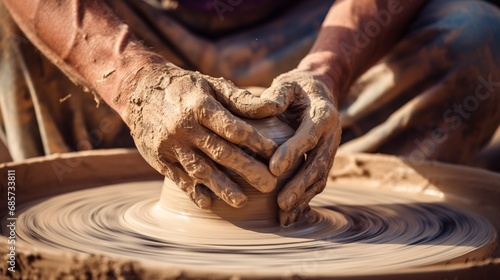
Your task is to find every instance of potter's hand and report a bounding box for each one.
[122,63,279,209]
[261,69,341,226]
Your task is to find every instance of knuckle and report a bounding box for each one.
[156,136,177,160]
[177,178,193,193]
[321,102,338,123]
[314,179,327,194]
[156,133,171,149]
[306,134,320,149]
[166,117,183,133]
[191,96,212,118]
[160,162,177,180]
[158,115,192,141]
[225,122,252,144]
[202,134,235,162]
[189,161,213,180]
[213,116,253,145]
[192,96,208,109]
[210,145,232,162]
[220,119,236,135]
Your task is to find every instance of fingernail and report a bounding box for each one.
[258,175,277,193]
[281,216,292,227]
[230,193,248,208]
[247,164,277,193]
[289,210,298,224]
[196,198,210,209]
[285,193,297,209]
[281,210,299,227]
[270,158,288,176]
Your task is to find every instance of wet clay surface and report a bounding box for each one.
[158,117,301,227]
[6,180,497,276]
[1,151,499,279]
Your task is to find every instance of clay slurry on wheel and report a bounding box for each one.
[13,180,497,276]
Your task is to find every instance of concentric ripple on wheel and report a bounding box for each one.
[9,181,498,276]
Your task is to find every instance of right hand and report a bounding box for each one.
[120,62,279,209]
[259,69,341,226]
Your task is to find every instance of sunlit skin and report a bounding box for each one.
[3,0,427,225]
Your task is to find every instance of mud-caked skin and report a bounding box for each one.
[260,69,341,226]
[0,0,426,226]
[2,0,500,226]
[0,0,278,212]
[121,62,283,209]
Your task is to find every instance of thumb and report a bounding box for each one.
[260,80,296,115]
[206,77,287,119]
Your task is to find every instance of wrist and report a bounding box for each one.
[96,47,168,117]
[297,51,352,104]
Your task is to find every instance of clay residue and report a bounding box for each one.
[120,65,282,209]
[1,151,500,279]
[7,180,496,277]
[0,252,149,280]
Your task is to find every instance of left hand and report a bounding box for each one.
[260,69,342,226]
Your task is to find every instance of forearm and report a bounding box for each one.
[2,0,166,115]
[298,0,427,103]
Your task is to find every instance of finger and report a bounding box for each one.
[277,126,341,211]
[269,118,318,177]
[269,100,337,176]
[206,77,282,118]
[192,184,212,209]
[173,145,248,208]
[259,80,296,115]
[157,159,212,209]
[193,127,277,193]
[197,98,278,159]
[279,179,325,227]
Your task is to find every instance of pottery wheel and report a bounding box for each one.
[10,179,497,277]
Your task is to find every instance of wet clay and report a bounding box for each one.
[2,151,500,279]
[121,65,284,209]
[160,117,300,226]
[10,180,497,276]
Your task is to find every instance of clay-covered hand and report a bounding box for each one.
[260,69,341,226]
[121,62,279,209]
